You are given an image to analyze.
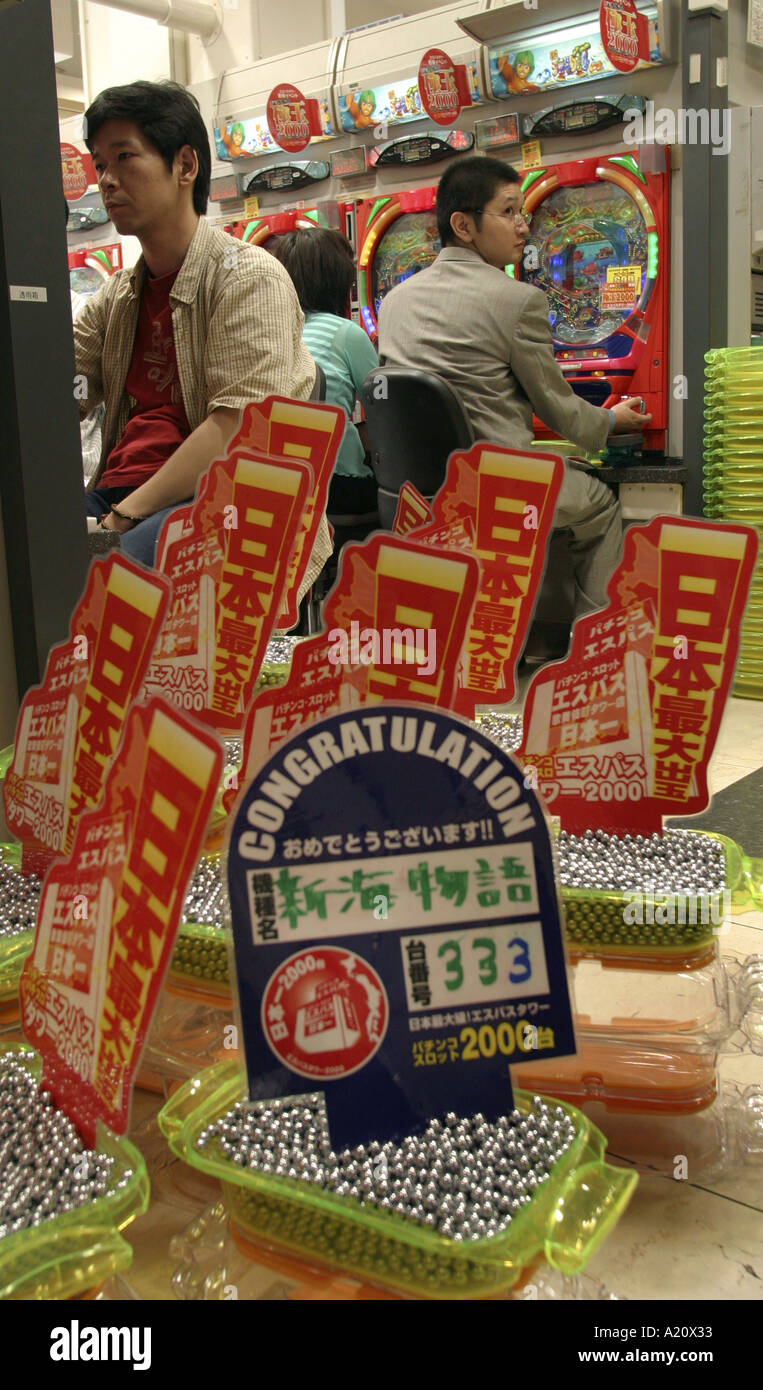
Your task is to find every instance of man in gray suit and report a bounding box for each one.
[377,156,651,616]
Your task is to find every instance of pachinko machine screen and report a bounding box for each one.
[526,180,648,348]
[371,211,441,319]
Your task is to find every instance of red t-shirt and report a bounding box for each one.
[101,266,191,488]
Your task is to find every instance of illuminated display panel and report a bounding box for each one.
[488,6,661,97]
[370,210,441,317]
[330,146,368,177]
[214,103,336,161]
[338,64,482,134]
[475,113,520,149]
[524,181,648,347]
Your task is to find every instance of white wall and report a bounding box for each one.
[79,0,173,102]
[728,0,763,106]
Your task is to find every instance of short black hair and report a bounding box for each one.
[272,228,355,316]
[436,155,521,246]
[84,80,211,215]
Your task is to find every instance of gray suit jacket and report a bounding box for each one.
[377,246,611,455]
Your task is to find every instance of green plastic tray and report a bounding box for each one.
[562,831,762,969]
[0,1044,149,1300]
[159,1059,637,1300]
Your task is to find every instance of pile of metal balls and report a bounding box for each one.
[196,1093,576,1243]
[0,1051,132,1239]
[0,849,41,942]
[556,828,727,950]
[474,711,523,753]
[556,827,726,894]
[253,636,301,692]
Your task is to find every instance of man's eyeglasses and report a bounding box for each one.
[482,207,532,228]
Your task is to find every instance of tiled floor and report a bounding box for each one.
[118,695,763,1302]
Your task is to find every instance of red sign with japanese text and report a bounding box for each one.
[225,533,480,811]
[61,142,96,201]
[599,0,651,73]
[393,482,433,535]
[409,444,564,718]
[19,698,223,1145]
[519,516,758,835]
[3,555,170,875]
[266,83,324,153]
[145,448,311,733]
[231,396,344,629]
[418,48,471,127]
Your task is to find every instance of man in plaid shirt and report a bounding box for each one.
[76,79,329,589]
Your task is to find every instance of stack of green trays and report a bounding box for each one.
[702,345,763,699]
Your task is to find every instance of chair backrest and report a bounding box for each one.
[310,362,327,401]
[359,366,474,528]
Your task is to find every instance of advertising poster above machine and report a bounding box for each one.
[214,98,336,161]
[339,60,483,135]
[487,4,662,98]
[417,47,473,126]
[60,142,96,201]
[266,83,325,154]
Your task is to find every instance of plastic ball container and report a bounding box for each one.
[560,831,761,969]
[0,1045,149,1300]
[159,1059,637,1301]
[136,983,237,1095]
[0,843,35,1040]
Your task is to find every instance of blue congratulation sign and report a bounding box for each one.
[228,705,575,1150]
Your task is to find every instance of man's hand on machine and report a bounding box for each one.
[610,397,652,432]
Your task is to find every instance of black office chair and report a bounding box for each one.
[299,363,380,632]
[359,366,474,528]
[310,363,327,401]
[359,364,572,665]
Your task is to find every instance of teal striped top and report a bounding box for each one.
[302,312,378,477]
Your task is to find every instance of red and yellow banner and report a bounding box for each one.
[146,447,311,732]
[20,699,223,1144]
[3,555,170,874]
[393,482,433,535]
[226,533,480,811]
[408,444,564,717]
[232,396,344,629]
[519,516,758,834]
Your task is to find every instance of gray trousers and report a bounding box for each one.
[552,461,623,617]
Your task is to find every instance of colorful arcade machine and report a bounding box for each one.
[227,206,330,254]
[520,150,670,452]
[355,186,440,341]
[67,243,123,298]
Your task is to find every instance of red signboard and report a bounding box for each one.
[519,516,759,835]
[61,143,96,201]
[225,533,479,813]
[599,0,651,73]
[20,699,223,1145]
[267,83,323,153]
[418,48,471,127]
[408,445,565,718]
[3,555,170,875]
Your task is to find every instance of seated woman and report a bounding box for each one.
[273,229,379,518]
